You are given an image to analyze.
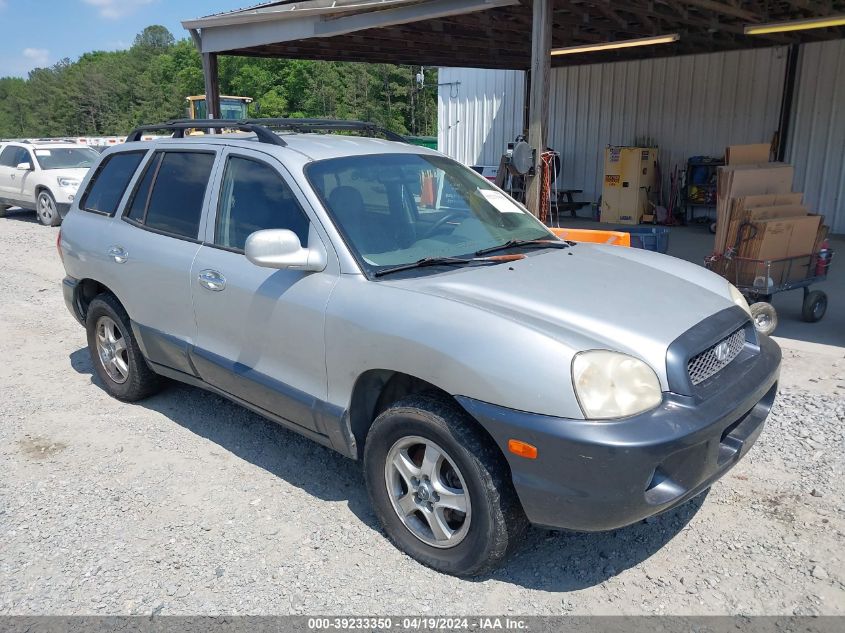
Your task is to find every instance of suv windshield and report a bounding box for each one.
[307,154,552,275]
[34,147,99,170]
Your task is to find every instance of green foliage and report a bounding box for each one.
[133,25,176,53]
[0,26,437,138]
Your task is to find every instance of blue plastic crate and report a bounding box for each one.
[622,226,671,254]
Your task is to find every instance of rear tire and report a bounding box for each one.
[801,290,827,323]
[750,301,777,336]
[363,394,527,576]
[86,294,162,401]
[36,190,61,227]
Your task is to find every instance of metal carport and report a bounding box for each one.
[183,0,845,216]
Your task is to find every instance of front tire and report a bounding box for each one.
[86,294,162,401]
[37,190,61,226]
[364,395,526,576]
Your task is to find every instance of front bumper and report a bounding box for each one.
[457,334,781,532]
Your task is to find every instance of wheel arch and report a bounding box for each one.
[347,369,510,471]
[73,278,126,322]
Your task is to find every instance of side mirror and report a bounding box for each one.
[245,229,326,272]
[16,162,33,171]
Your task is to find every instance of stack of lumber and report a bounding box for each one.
[712,144,829,287]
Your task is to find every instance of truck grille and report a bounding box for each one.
[687,328,746,386]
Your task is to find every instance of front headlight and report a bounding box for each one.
[572,351,662,419]
[729,283,752,316]
[57,177,80,190]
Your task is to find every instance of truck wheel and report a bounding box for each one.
[37,190,61,226]
[364,394,527,576]
[750,302,777,336]
[86,294,162,401]
[0,204,9,218]
[801,290,827,323]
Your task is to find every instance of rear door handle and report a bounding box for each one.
[107,246,128,264]
[198,269,226,291]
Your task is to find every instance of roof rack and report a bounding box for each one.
[241,118,408,143]
[125,120,285,145]
[125,118,408,146]
[22,138,77,144]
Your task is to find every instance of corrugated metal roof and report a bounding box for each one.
[183,0,419,29]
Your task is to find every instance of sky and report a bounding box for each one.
[0,0,249,78]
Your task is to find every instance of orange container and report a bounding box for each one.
[551,227,631,247]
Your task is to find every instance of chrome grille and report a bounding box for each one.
[687,328,746,386]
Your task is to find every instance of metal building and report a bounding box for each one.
[438,40,845,233]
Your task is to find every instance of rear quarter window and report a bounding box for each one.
[80,151,146,216]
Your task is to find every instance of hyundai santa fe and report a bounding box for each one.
[59,119,781,576]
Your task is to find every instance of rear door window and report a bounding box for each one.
[0,146,31,168]
[81,151,146,215]
[0,146,18,167]
[124,151,215,240]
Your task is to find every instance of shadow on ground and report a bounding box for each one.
[0,207,39,224]
[70,346,705,592]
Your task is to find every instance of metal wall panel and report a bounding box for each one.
[437,67,525,166]
[787,39,845,235]
[547,46,788,204]
[440,46,787,202]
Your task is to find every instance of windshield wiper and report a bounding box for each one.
[374,254,525,278]
[474,239,570,257]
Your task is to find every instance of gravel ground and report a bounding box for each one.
[0,210,843,615]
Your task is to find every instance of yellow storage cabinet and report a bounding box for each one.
[600,146,658,225]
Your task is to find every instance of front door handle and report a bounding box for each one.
[107,246,128,264]
[198,269,226,292]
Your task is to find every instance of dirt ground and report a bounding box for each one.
[0,209,843,615]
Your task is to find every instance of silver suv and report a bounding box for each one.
[59,119,781,576]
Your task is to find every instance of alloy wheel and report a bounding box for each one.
[38,193,56,224]
[384,435,471,548]
[95,316,129,384]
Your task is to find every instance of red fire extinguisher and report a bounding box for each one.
[816,239,830,276]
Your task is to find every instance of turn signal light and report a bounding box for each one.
[508,439,538,459]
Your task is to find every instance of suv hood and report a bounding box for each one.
[49,168,89,179]
[388,244,739,383]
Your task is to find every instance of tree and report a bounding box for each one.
[132,26,176,53]
[0,26,438,139]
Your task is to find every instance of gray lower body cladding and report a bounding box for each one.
[457,335,781,532]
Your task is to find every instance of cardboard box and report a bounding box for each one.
[726,143,771,165]
[723,202,808,252]
[787,215,822,257]
[714,164,795,254]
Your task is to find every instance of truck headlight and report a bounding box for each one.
[57,177,80,190]
[572,351,662,419]
[729,283,752,316]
